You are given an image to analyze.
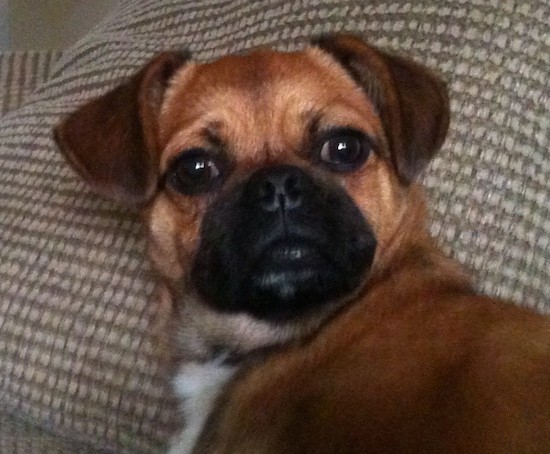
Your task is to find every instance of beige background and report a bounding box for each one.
[1,0,117,49]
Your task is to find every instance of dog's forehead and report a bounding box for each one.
[159,48,381,165]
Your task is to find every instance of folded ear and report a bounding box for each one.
[313,34,450,183]
[54,51,189,206]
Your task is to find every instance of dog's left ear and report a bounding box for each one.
[54,51,189,206]
[313,34,450,183]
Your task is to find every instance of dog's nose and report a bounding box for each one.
[247,165,309,212]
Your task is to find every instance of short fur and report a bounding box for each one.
[54,35,550,453]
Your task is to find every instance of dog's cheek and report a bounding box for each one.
[147,194,202,282]
[343,159,406,259]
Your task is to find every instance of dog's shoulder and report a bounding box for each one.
[191,280,550,453]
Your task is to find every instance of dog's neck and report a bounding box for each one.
[373,183,431,270]
[180,238,476,454]
[367,184,472,300]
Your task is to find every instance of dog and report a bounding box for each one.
[54,34,550,453]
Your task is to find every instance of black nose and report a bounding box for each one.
[246,165,310,212]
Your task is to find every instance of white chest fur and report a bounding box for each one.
[169,360,237,454]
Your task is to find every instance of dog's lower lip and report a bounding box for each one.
[254,268,317,289]
[267,242,316,261]
[258,239,325,267]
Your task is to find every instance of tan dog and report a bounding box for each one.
[55,35,550,453]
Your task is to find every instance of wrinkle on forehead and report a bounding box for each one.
[160,48,381,165]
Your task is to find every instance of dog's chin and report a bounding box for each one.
[193,232,376,323]
[243,240,358,321]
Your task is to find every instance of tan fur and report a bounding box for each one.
[150,48,550,450]
[54,35,550,453]
[144,47,416,362]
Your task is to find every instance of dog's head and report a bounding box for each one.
[54,35,449,359]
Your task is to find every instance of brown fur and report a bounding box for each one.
[198,260,550,453]
[54,35,550,453]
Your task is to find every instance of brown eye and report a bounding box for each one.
[167,149,226,194]
[317,128,372,172]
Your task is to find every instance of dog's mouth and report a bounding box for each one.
[241,229,374,320]
[194,226,375,322]
[256,238,327,269]
[244,238,342,319]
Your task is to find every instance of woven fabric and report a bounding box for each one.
[0,412,103,453]
[0,50,62,116]
[0,0,548,451]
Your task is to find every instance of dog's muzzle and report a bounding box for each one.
[192,165,377,321]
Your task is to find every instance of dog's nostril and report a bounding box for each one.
[248,165,310,212]
[259,180,277,206]
[284,180,303,210]
[284,174,301,198]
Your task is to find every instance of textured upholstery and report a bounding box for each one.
[0,0,548,451]
[0,412,102,453]
[0,51,62,116]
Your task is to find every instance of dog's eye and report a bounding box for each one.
[317,129,371,172]
[167,149,226,194]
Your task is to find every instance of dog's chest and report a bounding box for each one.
[170,360,237,454]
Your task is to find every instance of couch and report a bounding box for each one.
[0,0,548,452]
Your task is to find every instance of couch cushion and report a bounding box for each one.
[0,412,103,453]
[0,0,548,451]
[0,50,62,116]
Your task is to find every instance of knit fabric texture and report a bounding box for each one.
[0,0,548,451]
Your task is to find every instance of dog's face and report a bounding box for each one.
[156,49,386,323]
[54,35,449,359]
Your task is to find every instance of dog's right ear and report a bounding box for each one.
[54,51,189,206]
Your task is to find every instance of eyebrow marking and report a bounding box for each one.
[306,111,322,136]
[203,122,224,149]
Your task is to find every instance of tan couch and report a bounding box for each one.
[0,1,548,451]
